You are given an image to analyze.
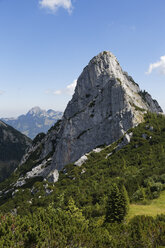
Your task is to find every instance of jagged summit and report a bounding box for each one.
[28,106,43,115]
[88,51,137,88]
[89,51,122,78]
[18,51,162,183]
[64,51,161,120]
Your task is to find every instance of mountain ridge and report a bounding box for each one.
[0,120,31,182]
[1,107,63,139]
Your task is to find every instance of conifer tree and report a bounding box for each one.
[120,185,130,217]
[106,184,129,223]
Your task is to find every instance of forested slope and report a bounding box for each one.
[0,113,165,247]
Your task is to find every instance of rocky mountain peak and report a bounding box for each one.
[28,106,44,116]
[89,51,124,80]
[18,51,163,183]
[64,51,161,125]
[69,51,125,103]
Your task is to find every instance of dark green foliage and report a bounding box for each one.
[129,76,138,86]
[132,187,146,202]
[117,78,122,84]
[2,113,165,212]
[132,103,145,112]
[139,90,148,101]
[48,119,62,133]
[106,184,123,223]
[103,51,108,55]
[86,93,91,98]
[121,185,130,215]
[1,113,165,246]
[89,100,95,108]
[106,184,129,223]
[0,206,165,247]
[0,123,31,162]
[32,132,46,145]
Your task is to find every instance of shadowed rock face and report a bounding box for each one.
[0,120,31,182]
[20,51,162,180]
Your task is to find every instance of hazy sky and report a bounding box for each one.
[0,0,165,117]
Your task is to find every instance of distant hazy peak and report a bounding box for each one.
[28,106,44,115]
[1,107,63,139]
[27,107,62,117]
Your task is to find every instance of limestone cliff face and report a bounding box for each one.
[19,51,162,180]
[50,51,162,170]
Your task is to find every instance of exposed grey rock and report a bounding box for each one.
[142,133,147,139]
[45,188,53,195]
[11,208,17,216]
[93,148,103,153]
[50,51,162,170]
[124,132,133,143]
[74,155,88,167]
[14,179,26,187]
[116,132,133,151]
[12,189,19,197]
[26,160,48,179]
[31,187,39,195]
[106,153,113,159]
[4,189,13,195]
[74,148,103,167]
[18,51,163,181]
[149,126,154,131]
[81,168,86,174]
[47,169,59,183]
[140,92,162,113]
[19,121,60,166]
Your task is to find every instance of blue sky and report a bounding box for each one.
[0,0,165,117]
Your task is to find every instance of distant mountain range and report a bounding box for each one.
[1,107,63,139]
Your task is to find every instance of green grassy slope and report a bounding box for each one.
[128,190,165,220]
[1,112,165,215]
[0,113,165,247]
